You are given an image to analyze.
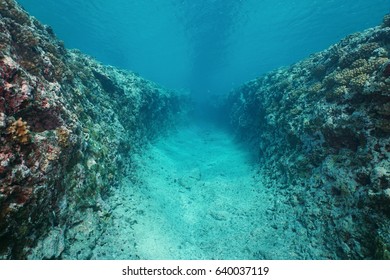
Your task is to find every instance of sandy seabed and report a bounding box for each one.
[85,122,327,259]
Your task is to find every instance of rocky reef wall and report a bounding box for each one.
[0,0,185,259]
[225,16,390,259]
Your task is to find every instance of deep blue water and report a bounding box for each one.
[18,0,389,100]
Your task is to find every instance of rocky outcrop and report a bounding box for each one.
[225,15,390,259]
[0,0,185,259]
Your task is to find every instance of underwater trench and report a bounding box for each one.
[1,1,389,260]
[61,117,331,260]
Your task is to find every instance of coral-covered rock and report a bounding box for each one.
[225,14,390,259]
[0,0,185,259]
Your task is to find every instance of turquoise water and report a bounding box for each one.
[17,0,389,100]
[14,0,390,259]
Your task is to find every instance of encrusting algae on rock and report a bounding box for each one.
[0,0,185,259]
[225,14,390,259]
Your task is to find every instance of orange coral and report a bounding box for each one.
[7,117,30,144]
[56,126,70,147]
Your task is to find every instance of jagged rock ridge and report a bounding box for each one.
[0,0,185,259]
[225,15,390,259]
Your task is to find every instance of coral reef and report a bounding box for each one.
[1,0,388,260]
[0,0,185,259]
[225,15,390,259]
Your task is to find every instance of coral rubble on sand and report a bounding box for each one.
[225,15,390,259]
[0,0,184,259]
